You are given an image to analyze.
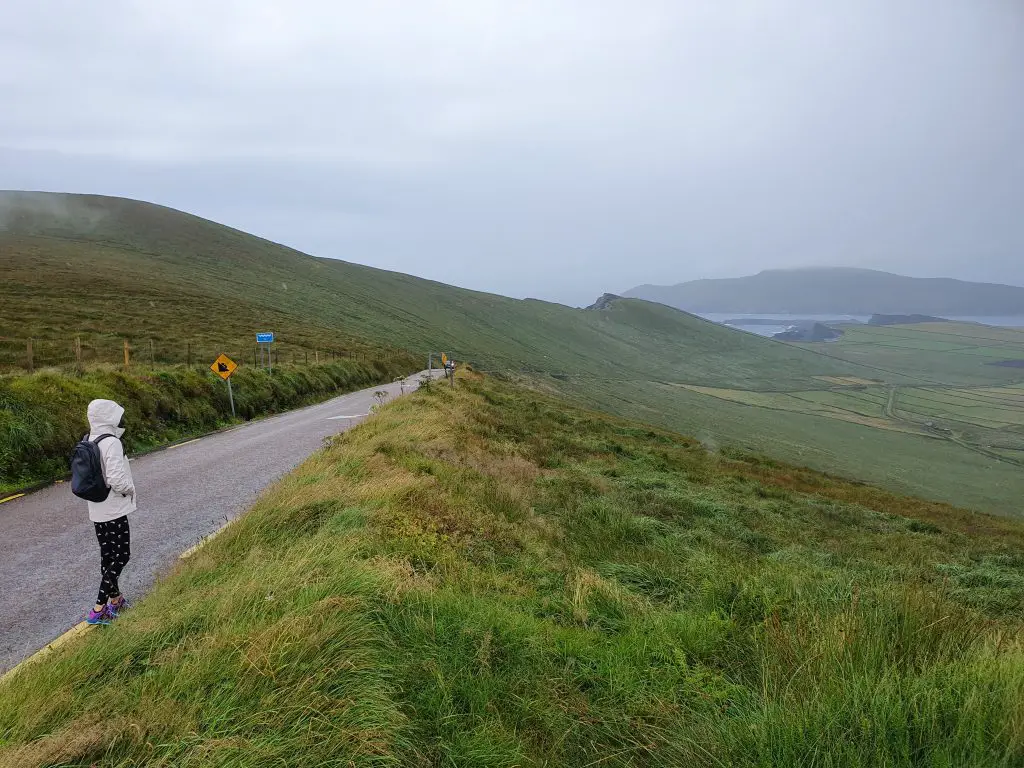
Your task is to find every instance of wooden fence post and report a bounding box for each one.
[187,341,192,368]
[150,339,155,367]
[75,336,83,374]
[315,350,319,365]
[27,338,34,373]
[123,340,130,370]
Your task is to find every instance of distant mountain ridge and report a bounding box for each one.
[624,268,1024,316]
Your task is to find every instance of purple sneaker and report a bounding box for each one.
[108,596,129,618]
[86,606,112,625]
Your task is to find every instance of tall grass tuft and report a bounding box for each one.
[2,372,1022,766]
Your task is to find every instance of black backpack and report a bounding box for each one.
[70,434,114,502]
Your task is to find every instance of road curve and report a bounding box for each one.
[0,370,441,673]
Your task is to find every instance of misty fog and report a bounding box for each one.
[1,1,1021,305]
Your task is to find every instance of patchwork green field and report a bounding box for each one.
[556,376,1024,517]
[668,382,1024,446]
[802,322,1024,386]
[600,323,1024,509]
[896,385,1024,428]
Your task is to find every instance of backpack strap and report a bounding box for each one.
[93,434,115,445]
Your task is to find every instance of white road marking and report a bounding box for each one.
[327,414,368,420]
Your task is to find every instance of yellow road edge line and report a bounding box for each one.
[168,438,201,450]
[0,379,436,686]
[0,378,434,684]
[0,621,93,686]
[3,517,239,685]
[179,518,237,560]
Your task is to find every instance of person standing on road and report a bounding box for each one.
[81,399,136,625]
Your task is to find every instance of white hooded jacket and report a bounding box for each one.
[85,399,137,523]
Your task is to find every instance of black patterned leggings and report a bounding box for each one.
[94,516,131,604]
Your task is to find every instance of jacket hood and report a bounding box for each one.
[87,399,125,438]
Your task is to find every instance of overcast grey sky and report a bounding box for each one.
[2,1,1022,306]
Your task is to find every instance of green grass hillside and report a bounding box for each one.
[3,374,1022,766]
[0,192,866,389]
[3,191,1023,515]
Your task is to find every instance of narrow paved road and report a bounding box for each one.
[0,370,440,673]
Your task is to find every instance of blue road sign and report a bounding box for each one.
[256,332,274,343]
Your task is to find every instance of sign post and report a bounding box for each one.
[441,353,455,387]
[256,332,274,374]
[211,353,239,418]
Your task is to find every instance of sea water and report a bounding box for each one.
[698,313,1024,338]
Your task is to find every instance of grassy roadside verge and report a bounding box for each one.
[2,373,1022,766]
[0,356,418,494]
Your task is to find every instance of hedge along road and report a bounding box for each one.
[0,369,443,674]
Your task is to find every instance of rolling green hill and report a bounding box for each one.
[0,192,867,389]
[3,192,1023,515]
[625,267,1024,315]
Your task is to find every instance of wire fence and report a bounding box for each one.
[0,335,411,376]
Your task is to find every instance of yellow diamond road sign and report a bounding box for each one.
[211,353,238,380]
[441,353,448,365]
